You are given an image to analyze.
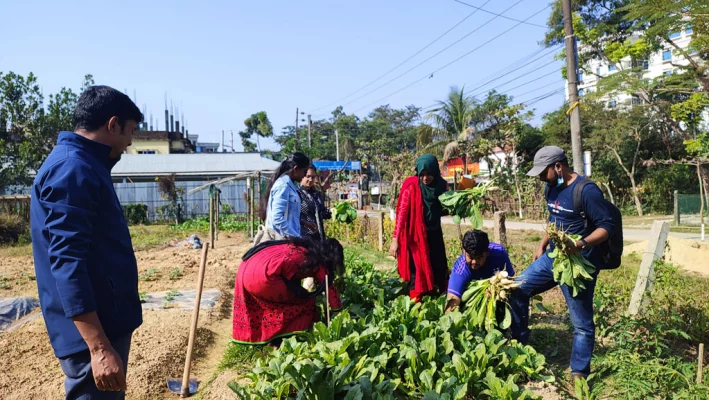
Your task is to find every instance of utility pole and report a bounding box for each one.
[562,0,584,175]
[295,108,300,151]
[231,130,234,153]
[221,130,225,153]
[307,114,312,152]
[335,129,340,161]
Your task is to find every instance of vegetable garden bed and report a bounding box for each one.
[228,250,553,399]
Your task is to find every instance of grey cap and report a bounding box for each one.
[526,146,567,176]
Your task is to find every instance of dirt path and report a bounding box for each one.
[0,232,249,400]
[625,236,709,277]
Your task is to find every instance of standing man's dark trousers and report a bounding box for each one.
[58,333,132,400]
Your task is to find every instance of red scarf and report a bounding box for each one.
[395,176,435,298]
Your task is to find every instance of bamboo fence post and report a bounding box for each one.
[698,343,704,384]
[209,191,215,249]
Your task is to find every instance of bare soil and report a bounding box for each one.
[624,236,709,277]
[0,232,250,400]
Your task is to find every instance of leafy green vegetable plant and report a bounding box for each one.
[334,201,358,224]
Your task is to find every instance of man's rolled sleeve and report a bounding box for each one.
[40,160,99,318]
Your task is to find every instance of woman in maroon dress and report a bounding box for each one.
[232,238,344,344]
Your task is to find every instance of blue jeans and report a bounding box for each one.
[58,333,132,400]
[509,253,598,376]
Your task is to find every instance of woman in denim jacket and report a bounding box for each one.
[260,152,310,238]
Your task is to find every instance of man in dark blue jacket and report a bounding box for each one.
[31,86,144,399]
[509,146,615,383]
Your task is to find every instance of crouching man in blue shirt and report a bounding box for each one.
[31,86,144,399]
[445,230,515,313]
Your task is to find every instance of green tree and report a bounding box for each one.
[426,86,476,143]
[0,72,47,188]
[238,111,273,152]
[544,0,708,139]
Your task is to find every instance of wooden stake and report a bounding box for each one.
[250,176,256,238]
[256,172,262,223]
[180,245,209,397]
[493,211,507,248]
[699,343,705,384]
[628,221,669,316]
[209,194,214,249]
[215,190,220,241]
[378,211,385,252]
[325,273,331,327]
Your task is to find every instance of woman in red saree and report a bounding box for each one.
[389,154,449,300]
[232,238,343,344]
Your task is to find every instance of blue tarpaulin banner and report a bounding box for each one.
[313,161,361,171]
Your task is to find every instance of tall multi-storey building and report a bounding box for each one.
[568,25,699,108]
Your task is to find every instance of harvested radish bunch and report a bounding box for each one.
[546,223,596,297]
[461,270,520,331]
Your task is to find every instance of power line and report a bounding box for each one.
[464,47,562,97]
[420,46,553,112]
[340,0,528,110]
[454,0,548,28]
[518,87,565,106]
[471,68,560,98]
[308,0,493,114]
[504,80,563,99]
[353,4,551,114]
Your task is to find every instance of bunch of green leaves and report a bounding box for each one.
[461,271,520,331]
[229,250,553,399]
[546,224,596,297]
[438,180,495,228]
[333,201,358,224]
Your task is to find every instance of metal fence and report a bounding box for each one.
[0,195,30,221]
[114,180,250,221]
[676,193,709,226]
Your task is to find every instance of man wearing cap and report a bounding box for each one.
[509,146,615,382]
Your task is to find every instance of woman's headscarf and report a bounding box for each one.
[415,154,448,224]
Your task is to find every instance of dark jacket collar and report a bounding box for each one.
[57,131,119,170]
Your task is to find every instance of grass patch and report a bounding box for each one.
[0,243,33,258]
[0,224,188,258]
[218,342,267,373]
[346,243,396,271]
[129,224,192,250]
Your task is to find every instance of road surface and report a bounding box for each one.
[357,211,701,242]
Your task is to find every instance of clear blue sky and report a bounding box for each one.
[0,0,565,152]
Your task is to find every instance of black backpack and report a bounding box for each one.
[545,178,623,270]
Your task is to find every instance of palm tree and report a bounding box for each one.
[426,86,476,141]
[422,86,477,180]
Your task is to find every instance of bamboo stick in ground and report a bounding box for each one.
[325,274,331,327]
[698,343,704,384]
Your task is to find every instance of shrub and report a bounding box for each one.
[325,213,394,250]
[0,214,29,245]
[122,204,149,225]
[220,203,235,215]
